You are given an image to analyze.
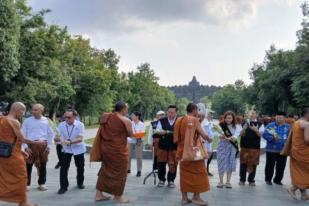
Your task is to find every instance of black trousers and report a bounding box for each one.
[207,152,214,172]
[239,163,257,183]
[153,156,158,171]
[27,162,47,186]
[265,152,287,183]
[157,162,177,182]
[56,144,63,164]
[60,153,85,189]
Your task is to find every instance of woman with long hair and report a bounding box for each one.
[216,111,241,189]
[127,111,146,177]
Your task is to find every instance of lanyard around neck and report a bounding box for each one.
[66,124,75,139]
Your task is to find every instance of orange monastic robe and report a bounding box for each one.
[91,113,133,196]
[290,121,309,190]
[0,117,27,203]
[174,116,210,193]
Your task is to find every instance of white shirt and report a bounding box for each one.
[155,117,176,131]
[22,116,55,149]
[128,121,145,144]
[229,124,242,140]
[58,120,86,155]
[202,119,215,152]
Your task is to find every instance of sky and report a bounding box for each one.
[28,0,304,86]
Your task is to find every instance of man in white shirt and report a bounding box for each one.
[57,109,86,194]
[155,105,178,188]
[22,104,54,191]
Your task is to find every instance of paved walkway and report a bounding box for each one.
[84,128,98,140]
[1,149,308,206]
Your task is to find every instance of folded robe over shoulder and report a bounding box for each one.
[90,113,132,196]
[174,116,210,193]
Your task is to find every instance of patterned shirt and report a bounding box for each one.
[263,122,291,153]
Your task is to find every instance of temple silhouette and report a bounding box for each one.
[168,76,220,103]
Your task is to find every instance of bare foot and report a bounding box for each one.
[301,192,309,201]
[181,198,192,204]
[19,202,38,206]
[114,196,130,204]
[192,197,208,206]
[95,193,111,201]
[287,188,298,200]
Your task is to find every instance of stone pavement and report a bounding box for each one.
[84,128,98,140]
[1,149,308,206]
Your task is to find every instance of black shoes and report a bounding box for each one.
[78,184,85,189]
[127,170,131,174]
[58,188,67,194]
[55,163,61,169]
[208,172,214,177]
[136,171,141,177]
[266,181,273,186]
[274,181,283,186]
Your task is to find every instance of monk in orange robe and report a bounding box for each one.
[288,108,309,201]
[91,101,133,203]
[174,103,212,206]
[0,102,43,206]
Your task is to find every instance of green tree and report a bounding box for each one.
[291,2,309,108]
[0,0,20,95]
[211,81,246,115]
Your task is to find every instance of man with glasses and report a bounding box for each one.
[57,109,86,194]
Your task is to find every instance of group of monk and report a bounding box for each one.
[0,101,309,206]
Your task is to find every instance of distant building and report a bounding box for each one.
[168,76,220,103]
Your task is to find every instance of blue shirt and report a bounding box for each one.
[263,122,291,153]
[58,120,86,155]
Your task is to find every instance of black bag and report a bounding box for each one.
[0,120,17,158]
[0,141,15,158]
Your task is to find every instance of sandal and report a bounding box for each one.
[157,181,165,188]
[287,188,298,200]
[191,199,209,206]
[301,194,309,201]
[181,199,192,205]
[217,182,224,188]
[225,183,232,189]
[95,196,111,202]
[249,182,256,187]
[239,181,245,186]
[113,196,130,204]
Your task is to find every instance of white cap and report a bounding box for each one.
[156,111,165,116]
[197,103,207,116]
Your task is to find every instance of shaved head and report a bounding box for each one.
[10,102,26,112]
[9,102,26,119]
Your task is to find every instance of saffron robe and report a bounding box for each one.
[290,121,309,190]
[174,116,210,193]
[90,113,132,196]
[0,117,27,203]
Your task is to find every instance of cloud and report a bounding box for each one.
[28,0,259,34]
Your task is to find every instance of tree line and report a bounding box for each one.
[1,0,308,121]
[209,3,309,116]
[0,0,178,121]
